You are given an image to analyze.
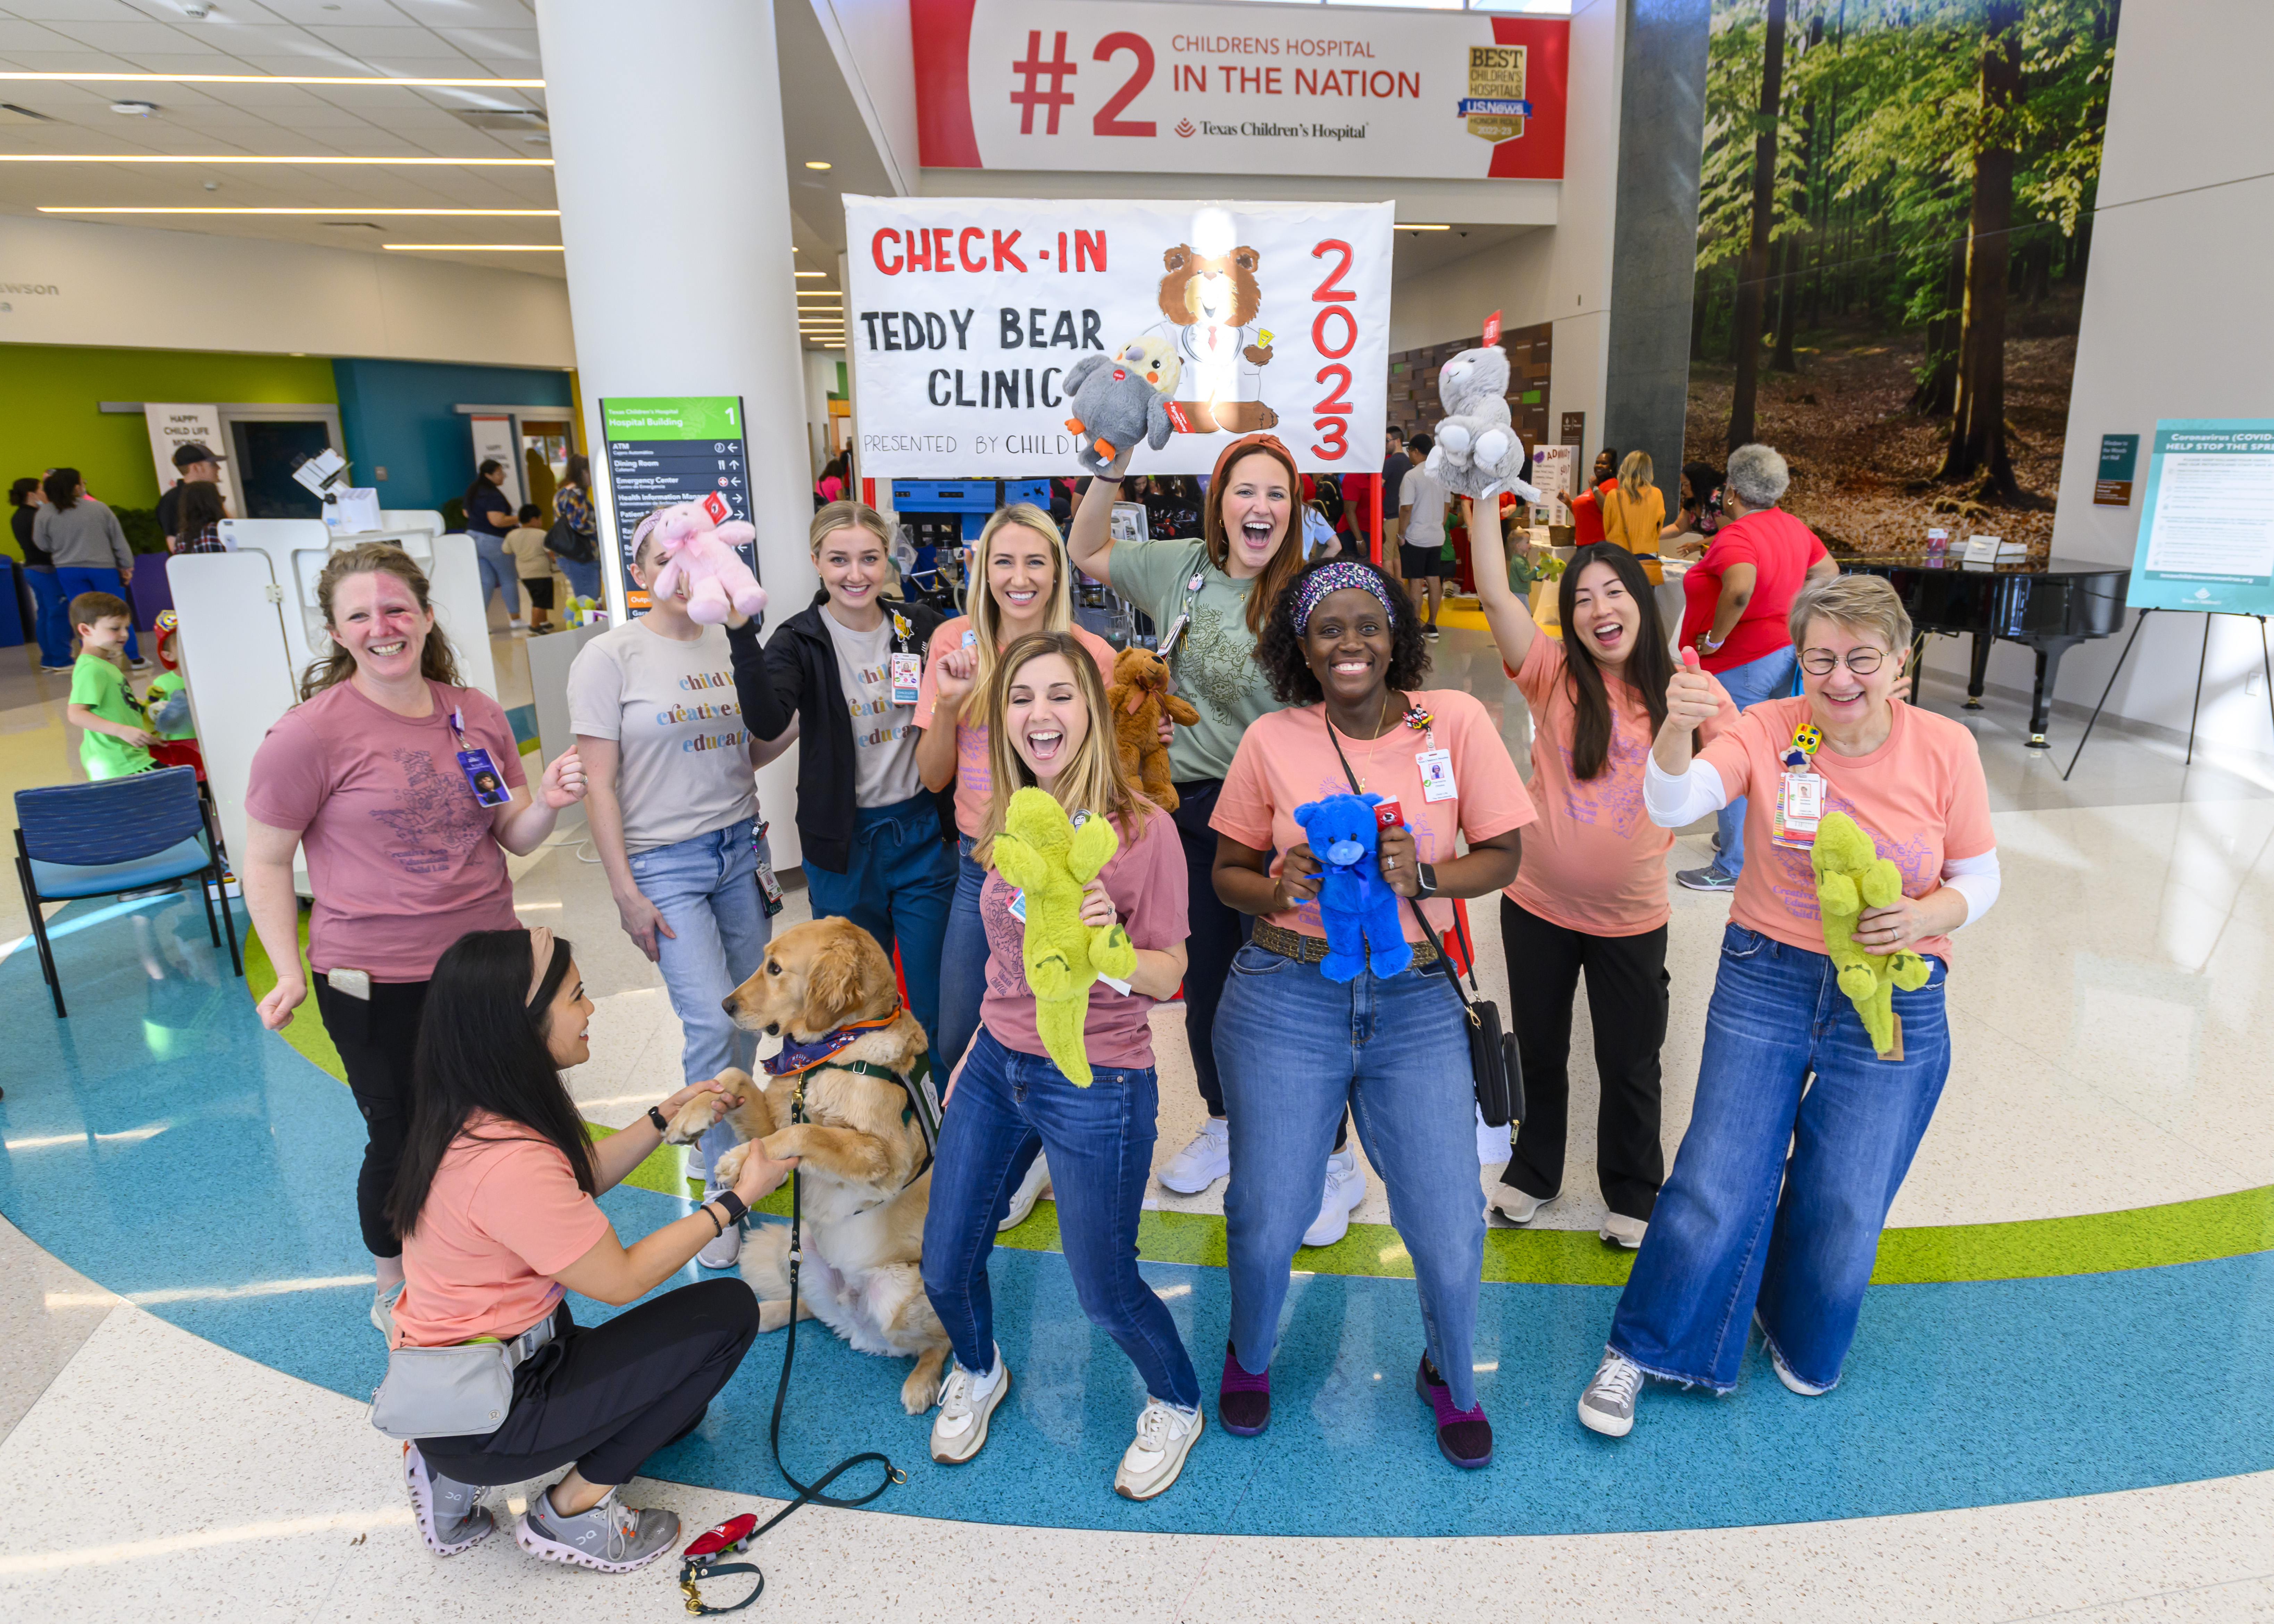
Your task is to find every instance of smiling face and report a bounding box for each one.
[1594,450,1616,483]
[1799,615,1904,731]
[1220,451,1293,577]
[987,523,1057,633]
[1003,650,1090,785]
[814,523,889,616]
[542,957,594,1069]
[1569,558,1642,668]
[1301,586,1394,710]
[326,568,432,685]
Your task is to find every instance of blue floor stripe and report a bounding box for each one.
[3,894,2268,1536]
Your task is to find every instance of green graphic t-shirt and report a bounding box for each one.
[70,653,153,780]
[1111,539,1284,783]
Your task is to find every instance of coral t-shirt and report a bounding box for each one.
[1699,696,1995,965]
[912,617,1117,838]
[1506,636,1735,936]
[1213,690,1534,944]
[245,679,525,982]
[977,803,1187,1069]
[1678,507,1829,673]
[392,1113,612,1349]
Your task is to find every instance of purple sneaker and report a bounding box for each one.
[1219,1342,1271,1436]
[1416,1354,1493,1469]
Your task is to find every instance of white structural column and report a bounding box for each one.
[537,0,818,869]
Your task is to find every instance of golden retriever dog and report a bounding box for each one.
[664,916,950,1414]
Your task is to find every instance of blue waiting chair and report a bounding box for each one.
[12,766,243,1018]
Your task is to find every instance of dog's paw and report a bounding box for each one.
[758,1297,794,1333]
[662,1095,726,1145]
[710,1142,751,1186]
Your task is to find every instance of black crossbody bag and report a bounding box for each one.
[1324,717,1524,1127]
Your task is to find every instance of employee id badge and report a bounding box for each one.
[456,747,512,807]
[1415,748,1457,803]
[889,651,923,706]
[1008,888,1027,923]
[1156,612,1190,658]
[1772,769,1825,849]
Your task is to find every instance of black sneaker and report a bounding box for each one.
[1677,865,1737,893]
[1219,1341,1271,1436]
[1416,1353,1492,1469]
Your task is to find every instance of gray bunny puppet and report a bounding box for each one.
[1423,345,1541,503]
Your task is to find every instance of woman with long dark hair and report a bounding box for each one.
[35,466,144,665]
[11,474,71,672]
[386,928,792,1570]
[462,457,522,627]
[1469,502,1737,1248]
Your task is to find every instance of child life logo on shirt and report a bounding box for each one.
[367,748,496,875]
[1557,726,1649,836]
[848,657,911,750]
[657,689,745,755]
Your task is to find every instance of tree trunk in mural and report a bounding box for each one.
[1910,238,1966,417]
[1725,0,1788,452]
[1939,0,2023,498]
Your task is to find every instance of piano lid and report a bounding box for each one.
[1836,554,2129,578]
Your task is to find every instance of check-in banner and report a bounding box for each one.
[845,195,1392,479]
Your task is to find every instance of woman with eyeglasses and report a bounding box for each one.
[1576,574,1998,1439]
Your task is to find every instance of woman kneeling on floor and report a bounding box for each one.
[919,631,1200,1500]
[385,927,794,1570]
[1577,573,1998,1437]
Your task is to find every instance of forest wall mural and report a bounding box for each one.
[1685,0,2120,554]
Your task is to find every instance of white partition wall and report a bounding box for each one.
[167,551,299,882]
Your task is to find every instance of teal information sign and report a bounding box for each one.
[2126,419,2274,615]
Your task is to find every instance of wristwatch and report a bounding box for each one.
[646,1105,671,1135]
[1414,862,1439,898]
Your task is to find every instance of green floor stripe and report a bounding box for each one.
[244,915,344,1081]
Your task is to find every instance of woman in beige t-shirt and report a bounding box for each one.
[1600,451,1667,585]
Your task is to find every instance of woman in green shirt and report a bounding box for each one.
[1070,432,1357,1224]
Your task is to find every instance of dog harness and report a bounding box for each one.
[762,1005,942,1183]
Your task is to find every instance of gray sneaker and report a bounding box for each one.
[515,1486,680,1572]
[1578,1348,1645,1438]
[403,1442,493,1557]
[697,1184,743,1268]
[1676,865,1738,893]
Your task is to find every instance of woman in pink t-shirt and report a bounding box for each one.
[1578,574,2000,1439]
[1210,558,1530,1471]
[241,544,589,1336]
[918,632,1200,1500]
[387,927,793,1571]
[1468,497,1736,1248]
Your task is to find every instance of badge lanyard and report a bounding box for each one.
[1157,558,1206,661]
[450,703,512,808]
[1771,723,1825,849]
[887,610,921,706]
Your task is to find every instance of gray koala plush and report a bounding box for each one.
[1062,337,1183,476]
[1424,346,1540,502]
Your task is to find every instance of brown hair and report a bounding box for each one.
[68,589,133,671]
[1203,434,1306,634]
[973,630,1154,867]
[300,542,462,699]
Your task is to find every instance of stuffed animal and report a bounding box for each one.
[639,500,767,626]
[1062,338,1183,475]
[989,786,1138,1087]
[1106,645,1198,811]
[1811,811,1933,1059]
[1423,346,1540,503]
[1293,793,1411,983]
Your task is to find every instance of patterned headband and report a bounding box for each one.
[1291,562,1396,634]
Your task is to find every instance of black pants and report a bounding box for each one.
[313,975,430,1258]
[1498,895,1668,1220]
[420,1280,761,1489]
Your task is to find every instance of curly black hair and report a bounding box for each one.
[1254,557,1433,706]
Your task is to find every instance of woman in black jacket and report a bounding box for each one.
[728,500,957,1078]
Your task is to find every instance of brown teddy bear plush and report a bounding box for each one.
[1107,645,1197,810]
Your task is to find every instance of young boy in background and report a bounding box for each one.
[505,502,556,634]
[65,591,157,780]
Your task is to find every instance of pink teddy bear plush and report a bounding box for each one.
[636,501,767,625]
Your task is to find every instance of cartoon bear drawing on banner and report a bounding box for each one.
[1145,206,1279,435]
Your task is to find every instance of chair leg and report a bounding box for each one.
[217,864,243,979]
[15,855,64,1017]
[198,861,221,947]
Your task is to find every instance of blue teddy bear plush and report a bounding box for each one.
[1292,792,1412,983]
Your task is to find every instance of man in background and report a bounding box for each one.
[1397,432,1449,639]
[1380,426,1408,579]
[157,442,225,550]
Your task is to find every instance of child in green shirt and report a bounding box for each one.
[65,591,157,780]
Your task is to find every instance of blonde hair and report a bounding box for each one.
[1618,450,1654,503]
[973,631,1153,868]
[1788,572,1912,654]
[301,542,462,700]
[809,498,893,556]
[961,503,1077,724]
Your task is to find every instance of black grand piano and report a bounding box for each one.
[1837,555,2129,748]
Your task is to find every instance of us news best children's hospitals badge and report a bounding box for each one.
[1461,45,1530,144]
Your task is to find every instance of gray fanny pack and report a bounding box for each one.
[369,1309,558,1442]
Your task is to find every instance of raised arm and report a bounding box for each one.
[1066,443,1136,592]
[728,617,804,740]
[1462,495,1539,672]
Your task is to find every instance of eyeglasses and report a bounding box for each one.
[1799,647,1887,677]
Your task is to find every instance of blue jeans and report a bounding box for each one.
[25,566,71,666]
[935,836,989,1076]
[627,817,772,1175]
[557,554,601,603]
[1214,941,1486,1411]
[1607,924,1952,1392]
[802,790,957,1082]
[473,534,518,620]
[921,1028,1199,1407]
[1709,644,1799,877]
[55,566,139,662]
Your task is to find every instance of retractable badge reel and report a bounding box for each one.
[1772,723,1825,850]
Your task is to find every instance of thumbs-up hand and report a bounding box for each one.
[1666,648,1722,727]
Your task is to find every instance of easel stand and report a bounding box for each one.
[2064,607,2274,780]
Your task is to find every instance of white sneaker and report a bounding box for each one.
[998,1152,1051,1231]
[1578,1348,1645,1438]
[1758,1317,1831,1395]
[508,618,528,630]
[1475,1104,1508,1166]
[1301,1148,1365,1248]
[697,1186,743,1268]
[1488,1184,1556,1226]
[1113,1398,1203,1500]
[1158,1117,1230,1194]
[1599,1213,1648,1250]
[930,1348,1010,1465]
[370,1277,405,1337]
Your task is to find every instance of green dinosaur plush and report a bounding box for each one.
[989,786,1138,1087]
[1810,811,1933,1058]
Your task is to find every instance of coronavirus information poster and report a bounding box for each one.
[844,196,1392,478]
[2127,419,2274,616]
[600,396,753,615]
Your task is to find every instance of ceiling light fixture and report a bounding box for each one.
[382,243,563,252]
[42,206,561,215]
[0,155,552,166]
[110,100,160,117]
[1399,224,1453,231]
[0,72,545,87]
[794,270,826,277]
[804,161,831,170]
